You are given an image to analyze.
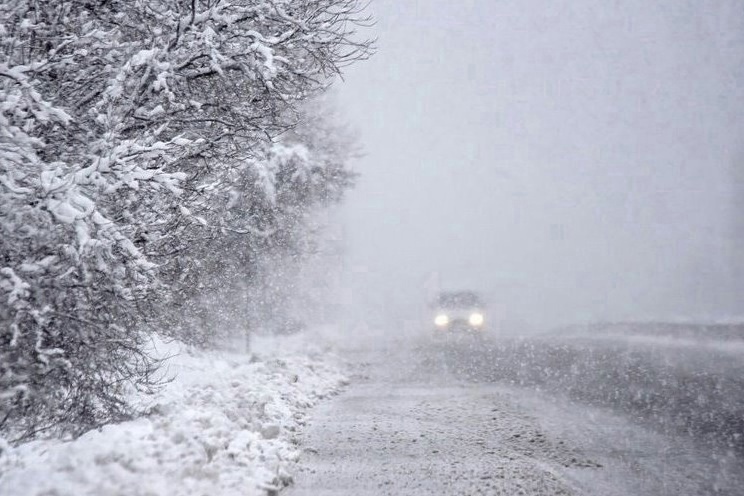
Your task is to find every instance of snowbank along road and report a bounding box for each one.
[288,324,744,496]
[0,336,348,496]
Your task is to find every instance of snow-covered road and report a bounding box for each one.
[289,329,744,496]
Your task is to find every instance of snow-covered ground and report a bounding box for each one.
[3,324,742,496]
[0,331,348,496]
[288,327,744,496]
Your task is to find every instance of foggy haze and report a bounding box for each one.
[7,3,744,495]
[336,0,744,330]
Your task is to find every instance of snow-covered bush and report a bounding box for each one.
[159,100,359,345]
[1,0,371,442]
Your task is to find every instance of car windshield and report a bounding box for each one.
[437,292,482,309]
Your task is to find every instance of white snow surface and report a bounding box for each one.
[0,332,348,496]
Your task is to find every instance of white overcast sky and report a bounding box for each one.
[333,0,744,330]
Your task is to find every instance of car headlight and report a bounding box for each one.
[468,313,484,327]
[434,314,449,327]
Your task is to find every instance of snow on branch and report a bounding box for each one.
[0,0,372,442]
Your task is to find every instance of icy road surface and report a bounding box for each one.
[289,326,744,496]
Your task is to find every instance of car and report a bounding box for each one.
[431,291,486,333]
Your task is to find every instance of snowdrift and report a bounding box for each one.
[0,334,347,496]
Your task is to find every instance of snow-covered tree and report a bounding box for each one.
[158,97,360,345]
[1,0,371,441]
